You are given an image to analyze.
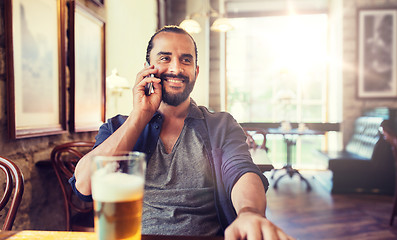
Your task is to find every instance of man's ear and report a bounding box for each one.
[195,65,199,78]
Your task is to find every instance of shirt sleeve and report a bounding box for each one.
[94,115,128,148]
[68,174,93,202]
[217,113,269,195]
[69,115,128,202]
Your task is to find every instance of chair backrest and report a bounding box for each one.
[50,141,95,231]
[242,127,268,152]
[346,116,384,159]
[242,127,273,172]
[0,157,24,230]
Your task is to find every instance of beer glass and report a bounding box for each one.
[91,152,146,240]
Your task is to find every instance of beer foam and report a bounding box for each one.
[91,171,144,202]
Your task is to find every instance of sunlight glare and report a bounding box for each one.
[271,14,328,79]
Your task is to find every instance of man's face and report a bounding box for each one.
[149,32,199,106]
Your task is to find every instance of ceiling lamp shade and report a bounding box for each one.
[211,17,233,32]
[180,18,202,34]
[179,0,232,34]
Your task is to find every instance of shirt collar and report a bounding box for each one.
[186,98,204,120]
[151,98,204,122]
[151,111,163,122]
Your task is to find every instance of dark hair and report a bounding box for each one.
[145,25,198,66]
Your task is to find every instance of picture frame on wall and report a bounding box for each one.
[69,1,106,132]
[357,8,397,98]
[5,0,67,139]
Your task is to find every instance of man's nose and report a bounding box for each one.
[168,59,183,74]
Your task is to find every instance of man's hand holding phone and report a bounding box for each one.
[133,64,162,116]
[144,62,156,96]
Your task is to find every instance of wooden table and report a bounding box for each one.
[0,230,224,240]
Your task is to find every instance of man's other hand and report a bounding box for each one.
[224,212,295,240]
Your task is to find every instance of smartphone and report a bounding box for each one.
[144,75,154,96]
[145,62,155,96]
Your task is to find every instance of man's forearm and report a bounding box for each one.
[231,172,267,217]
[74,112,152,195]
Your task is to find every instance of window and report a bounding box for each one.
[226,14,329,169]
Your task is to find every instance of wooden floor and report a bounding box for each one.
[264,170,397,240]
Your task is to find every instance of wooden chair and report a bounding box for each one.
[243,128,273,172]
[380,120,397,226]
[50,141,95,231]
[0,157,24,230]
[243,127,269,152]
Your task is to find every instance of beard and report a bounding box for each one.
[160,72,195,106]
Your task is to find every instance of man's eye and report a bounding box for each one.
[182,58,192,64]
[160,56,170,61]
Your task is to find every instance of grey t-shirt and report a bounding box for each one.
[142,124,221,236]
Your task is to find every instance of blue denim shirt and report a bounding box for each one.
[70,100,269,231]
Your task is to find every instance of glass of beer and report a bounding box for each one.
[91,151,146,240]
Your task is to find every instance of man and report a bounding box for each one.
[71,26,293,239]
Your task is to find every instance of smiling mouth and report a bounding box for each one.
[161,73,189,86]
[166,78,184,83]
[164,78,186,89]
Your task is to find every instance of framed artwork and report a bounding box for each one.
[357,8,397,98]
[5,0,67,139]
[69,1,106,132]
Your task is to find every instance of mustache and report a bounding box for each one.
[160,73,189,82]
